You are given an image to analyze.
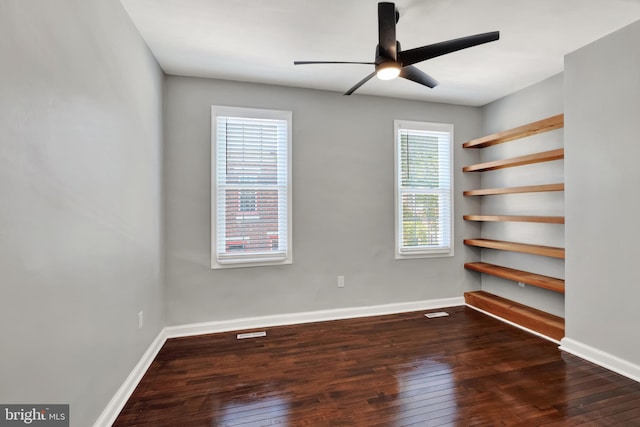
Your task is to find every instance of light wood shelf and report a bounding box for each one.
[462,114,566,337]
[463,215,564,224]
[463,149,564,173]
[465,291,565,341]
[463,183,564,196]
[464,262,564,294]
[463,238,565,259]
[463,114,564,149]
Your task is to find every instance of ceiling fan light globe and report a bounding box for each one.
[376,63,401,80]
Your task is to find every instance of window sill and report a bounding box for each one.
[395,250,453,260]
[212,256,292,269]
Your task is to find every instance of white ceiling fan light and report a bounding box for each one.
[376,61,401,80]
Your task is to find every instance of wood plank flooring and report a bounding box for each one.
[114,307,640,426]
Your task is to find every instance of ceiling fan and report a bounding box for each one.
[294,2,499,95]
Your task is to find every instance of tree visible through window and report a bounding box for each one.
[212,106,292,268]
[402,194,440,247]
[395,120,453,258]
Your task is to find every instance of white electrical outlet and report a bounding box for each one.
[138,311,144,329]
[338,276,345,288]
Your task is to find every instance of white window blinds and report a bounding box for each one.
[395,121,453,258]
[212,107,292,268]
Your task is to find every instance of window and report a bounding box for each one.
[239,191,257,212]
[394,120,453,259]
[212,106,292,268]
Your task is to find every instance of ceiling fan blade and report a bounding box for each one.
[378,2,397,60]
[400,65,438,88]
[294,61,375,65]
[344,72,376,96]
[398,31,500,67]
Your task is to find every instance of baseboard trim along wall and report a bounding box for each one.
[93,329,168,427]
[164,297,465,339]
[465,306,640,382]
[93,296,464,426]
[560,337,640,383]
[465,303,561,345]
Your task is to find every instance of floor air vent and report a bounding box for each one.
[425,312,449,318]
[236,331,267,340]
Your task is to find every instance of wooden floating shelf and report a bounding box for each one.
[463,149,564,173]
[463,238,565,259]
[463,215,564,224]
[464,262,564,294]
[465,291,565,341]
[463,114,564,149]
[463,183,564,196]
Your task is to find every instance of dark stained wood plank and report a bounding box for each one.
[114,306,640,426]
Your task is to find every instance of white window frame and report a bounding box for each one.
[211,106,292,269]
[394,120,454,259]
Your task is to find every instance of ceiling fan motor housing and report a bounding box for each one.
[293,2,499,95]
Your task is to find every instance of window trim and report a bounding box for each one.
[394,120,454,259]
[211,105,293,269]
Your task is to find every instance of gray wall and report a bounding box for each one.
[565,20,640,363]
[164,76,482,325]
[478,74,565,317]
[0,1,164,426]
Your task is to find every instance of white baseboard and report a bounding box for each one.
[560,337,640,383]
[93,296,464,426]
[93,329,168,427]
[164,297,465,338]
[465,303,561,345]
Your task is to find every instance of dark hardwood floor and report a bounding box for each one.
[114,306,640,426]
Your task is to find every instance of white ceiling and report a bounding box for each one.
[121,0,640,106]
